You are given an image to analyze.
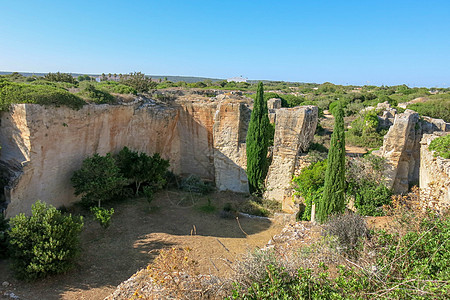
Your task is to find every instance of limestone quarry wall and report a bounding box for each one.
[419,133,450,212]
[1,97,318,217]
[0,101,217,216]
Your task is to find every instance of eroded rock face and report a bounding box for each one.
[264,106,318,212]
[420,133,450,212]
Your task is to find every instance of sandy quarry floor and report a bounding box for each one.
[0,191,285,300]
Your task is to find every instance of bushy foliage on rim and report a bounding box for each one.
[246,82,271,194]
[429,134,450,159]
[0,79,85,111]
[8,201,83,280]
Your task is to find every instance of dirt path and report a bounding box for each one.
[0,191,285,300]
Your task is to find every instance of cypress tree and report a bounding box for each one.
[317,103,346,222]
[246,82,271,194]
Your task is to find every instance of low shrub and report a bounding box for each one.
[429,134,450,159]
[97,81,137,95]
[229,264,339,300]
[322,211,368,256]
[8,201,83,280]
[346,110,386,148]
[180,175,213,194]
[78,82,115,104]
[220,202,237,219]
[90,207,114,229]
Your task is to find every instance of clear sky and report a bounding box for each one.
[1,0,449,87]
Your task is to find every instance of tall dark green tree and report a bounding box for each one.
[246,82,271,194]
[317,103,346,222]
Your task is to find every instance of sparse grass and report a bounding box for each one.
[237,197,282,217]
[196,198,216,213]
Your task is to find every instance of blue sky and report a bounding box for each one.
[1,0,449,87]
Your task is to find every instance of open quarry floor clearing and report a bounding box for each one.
[0,191,284,300]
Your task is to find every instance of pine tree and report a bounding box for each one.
[317,103,346,222]
[246,82,271,194]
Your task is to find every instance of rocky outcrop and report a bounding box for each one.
[419,133,450,212]
[374,109,450,194]
[264,106,318,212]
[373,110,421,193]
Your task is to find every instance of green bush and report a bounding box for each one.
[97,81,137,95]
[229,264,339,299]
[78,82,115,104]
[44,72,76,84]
[115,147,170,195]
[90,207,114,229]
[346,155,392,216]
[429,134,450,159]
[8,201,83,280]
[346,110,385,148]
[0,81,85,111]
[120,72,157,93]
[292,160,327,221]
[71,153,127,207]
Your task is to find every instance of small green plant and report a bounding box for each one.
[429,134,450,159]
[8,201,83,280]
[90,207,114,229]
[180,175,213,194]
[197,198,216,213]
[143,186,154,204]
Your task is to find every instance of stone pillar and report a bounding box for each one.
[213,100,251,193]
[264,106,318,212]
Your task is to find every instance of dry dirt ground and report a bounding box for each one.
[0,191,286,300]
